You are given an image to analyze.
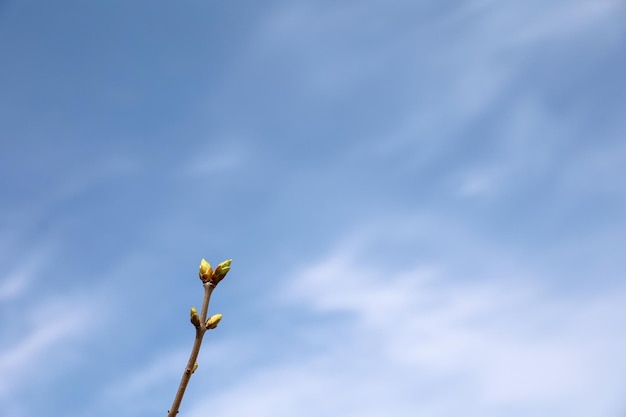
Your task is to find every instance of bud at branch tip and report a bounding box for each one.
[210,259,232,285]
[199,258,213,283]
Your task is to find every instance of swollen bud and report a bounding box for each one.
[192,362,198,373]
[206,313,222,329]
[190,307,201,328]
[210,259,232,285]
[199,258,213,283]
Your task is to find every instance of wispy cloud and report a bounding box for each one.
[0,242,56,301]
[104,349,188,399]
[0,313,83,387]
[88,348,189,416]
[458,172,498,197]
[176,141,247,178]
[186,221,626,417]
[84,337,254,417]
[497,0,624,45]
[0,154,140,265]
[0,269,30,301]
[0,290,100,397]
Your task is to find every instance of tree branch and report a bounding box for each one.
[167,282,215,417]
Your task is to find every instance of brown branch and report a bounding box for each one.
[167,258,231,416]
[167,282,215,417]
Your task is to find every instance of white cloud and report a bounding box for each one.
[103,349,188,400]
[87,337,252,417]
[185,225,626,417]
[93,347,189,416]
[0,313,82,378]
[0,154,140,256]
[0,291,97,397]
[458,172,497,197]
[0,270,29,301]
[0,243,55,301]
[498,0,624,46]
[177,140,246,178]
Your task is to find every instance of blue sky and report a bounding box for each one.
[1,0,626,416]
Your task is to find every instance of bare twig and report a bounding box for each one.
[167,259,231,417]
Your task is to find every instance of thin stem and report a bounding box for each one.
[168,283,215,417]
[199,283,214,324]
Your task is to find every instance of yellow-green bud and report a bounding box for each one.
[199,258,213,283]
[206,313,222,329]
[192,362,198,373]
[190,307,201,327]
[210,259,232,285]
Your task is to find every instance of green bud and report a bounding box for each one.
[190,307,201,327]
[199,258,213,282]
[210,259,232,285]
[206,313,222,329]
[192,362,198,373]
